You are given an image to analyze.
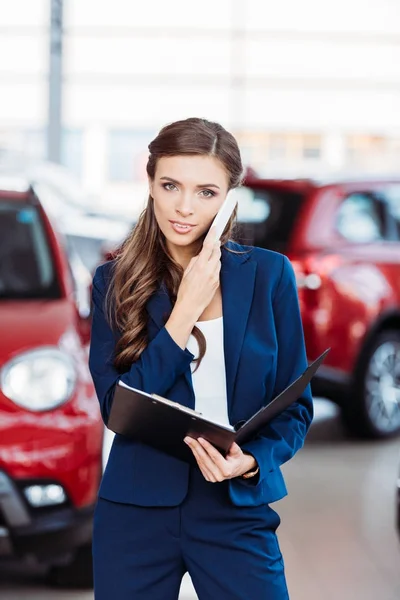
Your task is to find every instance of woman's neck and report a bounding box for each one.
[166,240,202,270]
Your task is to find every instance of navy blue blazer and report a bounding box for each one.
[89,242,313,508]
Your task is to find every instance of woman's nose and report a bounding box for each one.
[176,193,195,216]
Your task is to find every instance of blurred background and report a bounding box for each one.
[2,0,400,212]
[0,1,399,599]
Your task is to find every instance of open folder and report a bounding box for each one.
[107,348,330,464]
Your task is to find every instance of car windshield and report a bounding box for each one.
[0,200,59,299]
[235,185,306,252]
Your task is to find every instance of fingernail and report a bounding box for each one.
[184,437,190,444]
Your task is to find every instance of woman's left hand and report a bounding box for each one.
[184,436,257,482]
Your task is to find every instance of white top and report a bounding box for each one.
[186,316,230,427]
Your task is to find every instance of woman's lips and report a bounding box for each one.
[169,221,196,235]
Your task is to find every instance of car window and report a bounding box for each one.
[0,200,59,299]
[383,185,400,239]
[235,185,306,252]
[336,193,385,243]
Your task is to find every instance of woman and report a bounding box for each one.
[89,117,313,599]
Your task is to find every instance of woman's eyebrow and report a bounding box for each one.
[159,176,220,190]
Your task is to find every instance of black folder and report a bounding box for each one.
[107,349,330,464]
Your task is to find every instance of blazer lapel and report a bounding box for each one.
[220,246,257,415]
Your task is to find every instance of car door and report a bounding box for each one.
[300,188,391,365]
[324,186,400,367]
[334,186,400,303]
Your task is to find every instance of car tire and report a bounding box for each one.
[341,329,400,439]
[47,543,93,589]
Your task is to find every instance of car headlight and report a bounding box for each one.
[0,347,77,411]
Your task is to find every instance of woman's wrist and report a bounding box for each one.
[240,452,258,477]
[165,302,198,350]
[173,299,200,324]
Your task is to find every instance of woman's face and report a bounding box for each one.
[150,154,230,264]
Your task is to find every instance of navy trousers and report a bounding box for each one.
[92,467,289,599]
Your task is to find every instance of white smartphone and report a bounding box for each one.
[209,190,238,242]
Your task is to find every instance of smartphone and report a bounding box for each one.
[209,190,238,242]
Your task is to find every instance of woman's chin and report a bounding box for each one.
[165,231,203,252]
[168,236,197,248]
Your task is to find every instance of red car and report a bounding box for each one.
[238,171,400,439]
[0,176,103,587]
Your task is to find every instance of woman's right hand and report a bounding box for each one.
[175,227,221,322]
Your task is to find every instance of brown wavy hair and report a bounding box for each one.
[107,117,244,373]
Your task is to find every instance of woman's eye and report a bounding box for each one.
[163,183,177,191]
[200,189,215,198]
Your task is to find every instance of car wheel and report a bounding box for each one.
[341,329,400,439]
[47,543,93,589]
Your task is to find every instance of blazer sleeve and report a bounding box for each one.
[88,266,195,425]
[229,254,313,501]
